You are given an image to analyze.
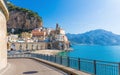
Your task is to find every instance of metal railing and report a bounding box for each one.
[8,53,120,75]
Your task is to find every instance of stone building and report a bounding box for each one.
[48,24,70,50]
[31,27,47,41]
[8,42,47,51]
[8,34,18,42]
[0,0,9,70]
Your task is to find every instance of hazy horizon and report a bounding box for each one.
[9,0,120,34]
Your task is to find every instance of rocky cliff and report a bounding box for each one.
[7,3,42,34]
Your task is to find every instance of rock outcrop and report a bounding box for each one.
[7,3,42,34]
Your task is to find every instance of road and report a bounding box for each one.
[1,59,67,75]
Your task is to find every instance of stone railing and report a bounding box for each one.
[8,42,47,51]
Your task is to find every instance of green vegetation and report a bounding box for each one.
[7,28,32,34]
[7,2,43,34]
[7,2,42,22]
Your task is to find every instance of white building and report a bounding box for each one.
[56,34,68,42]
[8,34,18,42]
[59,29,65,35]
[56,34,64,41]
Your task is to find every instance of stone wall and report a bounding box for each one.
[0,9,7,70]
[47,41,70,50]
[8,42,47,51]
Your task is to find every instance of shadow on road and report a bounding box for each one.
[23,71,38,74]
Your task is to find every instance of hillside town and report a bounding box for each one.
[7,24,70,51]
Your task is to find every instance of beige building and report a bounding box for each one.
[0,0,9,70]
[31,27,47,41]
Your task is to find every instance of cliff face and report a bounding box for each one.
[7,3,42,34]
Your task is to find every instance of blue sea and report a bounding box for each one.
[57,45,120,75]
[67,45,120,62]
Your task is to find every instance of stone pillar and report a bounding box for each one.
[0,10,7,70]
[0,0,9,70]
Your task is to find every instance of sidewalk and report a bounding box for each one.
[1,59,67,75]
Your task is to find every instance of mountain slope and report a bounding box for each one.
[67,29,120,45]
[7,3,42,34]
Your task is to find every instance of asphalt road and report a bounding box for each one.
[1,59,67,75]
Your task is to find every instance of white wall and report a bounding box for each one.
[0,10,7,70]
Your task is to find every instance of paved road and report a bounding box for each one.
[1,59,67,75]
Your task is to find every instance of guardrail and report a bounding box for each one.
[8,54,120,75]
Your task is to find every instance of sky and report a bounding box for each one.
[9,0,120,34]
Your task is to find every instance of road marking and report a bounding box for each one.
[0,63,11,75]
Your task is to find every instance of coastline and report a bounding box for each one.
[32,48,72,55]
[32,49,63,55]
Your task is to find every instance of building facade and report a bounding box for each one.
[8,42,47,51]
[8,34,18,42]
[48,24,70,50]
[0,0,9,70]
[31,27,47,41]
